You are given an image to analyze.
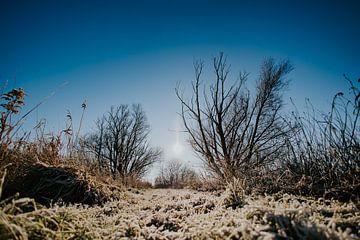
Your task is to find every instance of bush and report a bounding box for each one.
[176,53,292,182]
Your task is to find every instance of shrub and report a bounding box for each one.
[176,53,292,182]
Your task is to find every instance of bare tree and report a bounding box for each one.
[82,118,106,169]
[176,53,293,181]
[84,104,161,181]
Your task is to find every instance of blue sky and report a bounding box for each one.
[1,0,359,180]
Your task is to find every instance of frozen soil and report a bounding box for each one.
[2,188,360,239]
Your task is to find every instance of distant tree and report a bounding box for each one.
[176,53,293,181]
[154,159,198,188]
[84,104,161,181]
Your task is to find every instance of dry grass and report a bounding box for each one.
[2,162,123,207]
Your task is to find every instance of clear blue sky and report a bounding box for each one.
[1,0,359,180]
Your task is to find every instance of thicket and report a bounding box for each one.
[154,159,199,188]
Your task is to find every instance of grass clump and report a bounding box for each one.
[0,169,93,240]
[223,178,246,209]
[2,163,120,206]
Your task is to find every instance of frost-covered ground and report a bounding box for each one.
[53,189,360,239]
[2,188,359,239]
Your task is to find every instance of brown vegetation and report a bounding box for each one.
[2,163,121,206]
[0,87,122,206]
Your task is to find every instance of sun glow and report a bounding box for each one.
[171,122,184,156]
[172,141,183,155]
